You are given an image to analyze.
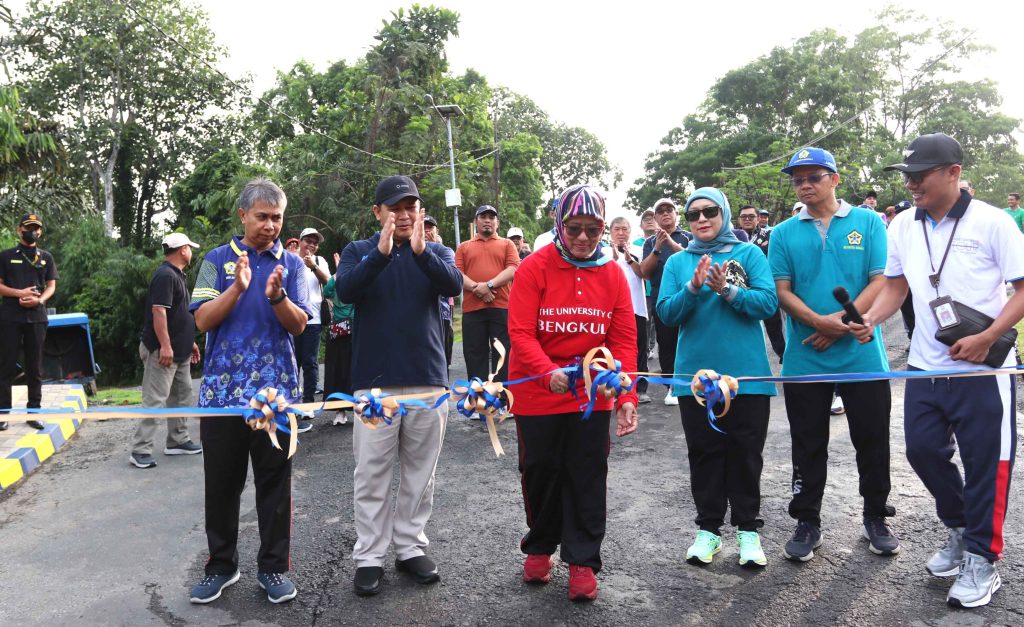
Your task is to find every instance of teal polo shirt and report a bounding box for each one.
[768,201,889,376]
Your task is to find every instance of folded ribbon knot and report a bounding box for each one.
[243,387,301,458]
[690,369,739,434]
[580,347,634,420]
[353,388,407,428]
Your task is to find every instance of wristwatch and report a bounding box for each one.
[718,284,731,297]
[486,280,496,290]
[268,289,288,306]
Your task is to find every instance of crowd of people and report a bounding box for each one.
[2,132,1022,611]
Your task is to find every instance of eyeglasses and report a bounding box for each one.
[564,224,604,238]
[685,206,722,222]
[654,206,676,214]
[901,166,949,185]
[738,214,757,220]
[790,172,834,187]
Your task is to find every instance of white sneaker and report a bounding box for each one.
[664,391,679,406]
[332,412,349,426]
[830,395,845,415]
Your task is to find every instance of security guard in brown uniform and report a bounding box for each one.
[0,214,58,430]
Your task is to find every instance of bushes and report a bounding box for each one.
[49,216,161,384]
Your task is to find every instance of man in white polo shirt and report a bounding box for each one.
[853,133,1024,609]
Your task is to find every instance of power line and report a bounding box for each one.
[117,0,499,173]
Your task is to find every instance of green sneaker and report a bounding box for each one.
[686,530,722,565]
[737,530,768,567]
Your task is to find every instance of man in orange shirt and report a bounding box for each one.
[455,205,520,381]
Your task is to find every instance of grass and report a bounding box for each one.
[453,309,462,344]
[93,388,142,406]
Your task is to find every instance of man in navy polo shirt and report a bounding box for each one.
[337,175,462,597]
[769,147,899,562]
[854,133,1024,608]
[187,178,312,605]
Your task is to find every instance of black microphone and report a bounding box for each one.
[833,286,864,325]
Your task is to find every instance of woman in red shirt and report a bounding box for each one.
[508,184,639,602]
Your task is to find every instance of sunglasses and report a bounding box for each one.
[685,206,722,222]
[738,214,758,220]
[790,172,834,187]
[564,224,604,238]
[901,166,949,184]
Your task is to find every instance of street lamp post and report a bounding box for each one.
[428,95,465,247]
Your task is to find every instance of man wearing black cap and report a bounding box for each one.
[853,133,1024,608]
[0,214,57,431]
[336,175,463,596]
[455,205,520,382]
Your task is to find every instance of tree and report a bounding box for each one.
[628,8,1023,212]
[3,0,238,237]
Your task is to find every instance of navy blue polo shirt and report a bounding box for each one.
[641,228,691,299]
[189,236,312,408]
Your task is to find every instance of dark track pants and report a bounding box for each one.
[200,416,293,575]
[679,395,770,533]
[635,314,649,395]
[783,380,893,525]
[904,370,1017,562]
[515,411,611,572]
[462,308,509,381]
[0,320,46,412]
[653,308,678,387]
[294,323,321,403]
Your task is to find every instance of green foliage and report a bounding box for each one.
[47,216,160,383]
[628,8,1024,212]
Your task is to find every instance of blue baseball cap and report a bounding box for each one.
[782,147,838,174]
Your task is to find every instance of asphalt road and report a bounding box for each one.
[1,318,1023,626]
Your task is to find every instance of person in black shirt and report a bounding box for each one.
[0,214,58,430]
[129,233,204,468]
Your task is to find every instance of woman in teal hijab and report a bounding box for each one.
[656,187,778,568]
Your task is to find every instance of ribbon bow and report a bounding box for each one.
[243,387,302,458]
[580,347,634,420]
[449,340,513,456]
[690,369,739,434]
[351,388,410,428]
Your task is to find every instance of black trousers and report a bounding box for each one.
[323,333,352,399]
[515,411,611,572]
[645,295,657,353]
[462,308,509,381]
[783,380,893,525]
[764,308,786,361]
[442,318,454,367]
[634,314,648,394]
[200,416,293,575]
[652,306,678,387]
[0,320,46,412]
[900,290,916,340]
[679,395,770,533]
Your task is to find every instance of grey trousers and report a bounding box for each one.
[131,343,193,455]
[352,385,447,567]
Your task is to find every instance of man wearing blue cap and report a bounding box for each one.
[768,147,899,562]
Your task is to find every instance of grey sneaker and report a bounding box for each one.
[129,453,157,469]
[190,571,240,604]
[927,527,965,577]
[947,551,1001,608]
[257,572,297,604]
[863,517,900,555]
[783,521,822,562]
[295,420,313,434]
[164,440,203,455]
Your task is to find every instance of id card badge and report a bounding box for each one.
[929,295,960,330]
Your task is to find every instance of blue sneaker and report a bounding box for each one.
[190,571,240,604]
[257,572,297,604]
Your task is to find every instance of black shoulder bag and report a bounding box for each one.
[922,218,1017,368]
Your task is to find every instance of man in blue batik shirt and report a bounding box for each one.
[187,178,313,606]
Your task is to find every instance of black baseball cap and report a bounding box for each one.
[375,175,422,207]
[885,133,963,173]
[475,205,498,217]
[20,213,43,228]
[424,215,438,227]
[894,200,912,213]
[864,190,877,199]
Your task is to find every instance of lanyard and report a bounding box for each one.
[920,217,960,298]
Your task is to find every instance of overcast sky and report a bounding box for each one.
[7,0,1023,222]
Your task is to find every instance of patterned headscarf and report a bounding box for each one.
[683,187,741,256]
[553,184,610,267]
